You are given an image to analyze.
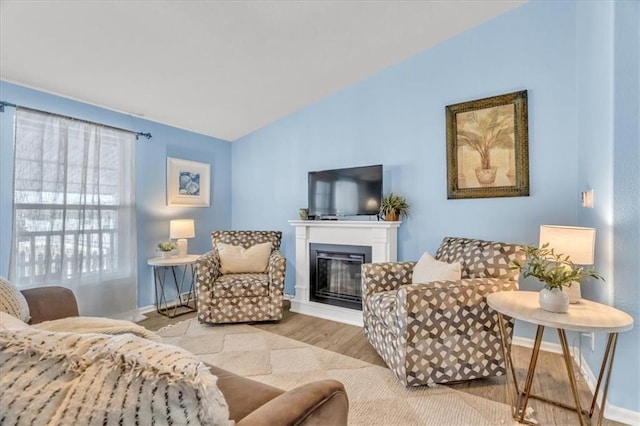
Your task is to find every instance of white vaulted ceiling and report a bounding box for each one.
[0,1,525,141]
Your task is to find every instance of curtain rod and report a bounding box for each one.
[0,100,152,140]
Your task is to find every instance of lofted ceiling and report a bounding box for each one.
[0,1,525,141]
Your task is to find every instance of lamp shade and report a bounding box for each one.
[539,225,596,265]
[170,219,195,239]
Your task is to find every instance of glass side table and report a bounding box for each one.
[147,254,199,318]
[487,291,633,426]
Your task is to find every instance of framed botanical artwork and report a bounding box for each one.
[446,90,529,199]
[166,157,211,207]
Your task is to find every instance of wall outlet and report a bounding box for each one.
[581,189,594,208]
[582,331,595,351]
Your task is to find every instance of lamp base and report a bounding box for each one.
[565,282,581,303]
[176,238,188,258]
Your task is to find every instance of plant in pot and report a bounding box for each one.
[157,241,177,259]
[456,106,513,185]
[511,243,604,313]
[379,193,410,222]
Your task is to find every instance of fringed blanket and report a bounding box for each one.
[33,316,162,341]
[0,327,231,425]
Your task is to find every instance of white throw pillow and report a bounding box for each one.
[0,276,30,322]
[412,252,462,283]
[218,242,272,274]
[0,311,30,331]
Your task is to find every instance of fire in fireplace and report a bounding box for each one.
[309,243,372,310]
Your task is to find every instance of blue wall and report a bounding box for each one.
[576,0,639,413]
[232,1,579,295]
[230,0,639,414]
[0,81,232,309]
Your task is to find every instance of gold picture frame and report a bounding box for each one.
[446,90,529,199]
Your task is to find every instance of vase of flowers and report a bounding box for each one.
[157,241,176,259]
[511,243,604,313]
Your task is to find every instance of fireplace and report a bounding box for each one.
[289,220,399,326]
[309,243,371,310]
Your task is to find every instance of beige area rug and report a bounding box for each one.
[158,319,518,426]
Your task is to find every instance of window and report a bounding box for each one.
[10,108,137,318]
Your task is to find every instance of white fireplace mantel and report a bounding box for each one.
[289,220,400,326]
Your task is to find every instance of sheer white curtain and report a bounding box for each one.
[9,108,138,319]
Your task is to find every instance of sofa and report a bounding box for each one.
[361,236,523,387]
[1,285,349,425]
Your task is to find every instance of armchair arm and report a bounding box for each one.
[361,262,416,297]
[196,250,221,300]
[268,250,286,295]
[21,286,79,324]
[237,379,348,426]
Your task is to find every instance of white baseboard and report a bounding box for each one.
[512,336,639,424]
[135,292,194,322]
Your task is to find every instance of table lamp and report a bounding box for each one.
[170,219,195,258]
[539,225,596,303]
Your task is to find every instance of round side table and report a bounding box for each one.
[487,291,633,426]
[147,254,200,318]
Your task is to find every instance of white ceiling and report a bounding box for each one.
[0,1,524,141]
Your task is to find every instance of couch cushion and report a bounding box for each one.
[213,273,270,298]
[0,276,30,322]
[218,242,272,274]
[412,252,461,283]
[0,328,231,425]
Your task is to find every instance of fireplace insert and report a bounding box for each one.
[309,243,372,310]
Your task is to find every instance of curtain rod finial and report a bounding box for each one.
[135,132,152,140]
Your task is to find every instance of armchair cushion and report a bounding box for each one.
[0,276,30,322]
[213,274,270,298]
[412,252,461,283]
[218,241,272,274]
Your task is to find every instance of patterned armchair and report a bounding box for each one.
[361,237,523,386]
[196,231,286,324]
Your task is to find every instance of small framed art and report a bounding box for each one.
[167,157,211,207]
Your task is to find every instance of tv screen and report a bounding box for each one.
[308,165,382,218]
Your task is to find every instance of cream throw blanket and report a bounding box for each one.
[33,316,162,341]
[0,327,231,425]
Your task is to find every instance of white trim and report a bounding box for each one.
[512,336,639,423]
[290,299,363,327]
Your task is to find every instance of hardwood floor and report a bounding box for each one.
[138,306,624,426]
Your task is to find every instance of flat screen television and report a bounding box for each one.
[308,164,383,218]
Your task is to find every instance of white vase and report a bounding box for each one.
[539,288,569,313]
[160,251,172,260]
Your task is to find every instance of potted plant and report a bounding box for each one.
[379,193,410,222]
[157,241,177,259]
[511,243,604,313]
[456,106,514,185]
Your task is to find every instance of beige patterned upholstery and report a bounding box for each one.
[362,237,523,386]
[196,231,286,324]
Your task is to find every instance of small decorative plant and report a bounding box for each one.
[511,243,604,290]
[157,241,177,252]
[380,193,410,221]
